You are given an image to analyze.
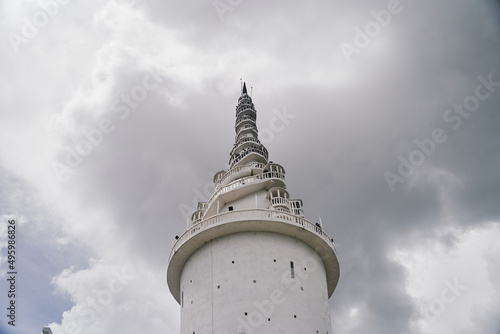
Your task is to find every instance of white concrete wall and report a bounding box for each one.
[220,190,269,214]
[180,231,332,334]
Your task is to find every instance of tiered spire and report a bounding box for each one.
[229,82,268,168]
[189,82,304,225]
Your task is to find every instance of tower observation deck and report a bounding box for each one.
[167,83,340,333]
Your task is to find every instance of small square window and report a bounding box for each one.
[228,206,234,211]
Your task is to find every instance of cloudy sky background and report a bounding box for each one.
[1,0,500,333]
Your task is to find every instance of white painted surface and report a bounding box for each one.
[180,232,332,334]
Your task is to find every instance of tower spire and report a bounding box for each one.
[230,83,268,168]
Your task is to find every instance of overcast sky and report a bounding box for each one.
[1,0,500,333]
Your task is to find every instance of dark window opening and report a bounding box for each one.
[290,261,295,278]
[228,206,234,211]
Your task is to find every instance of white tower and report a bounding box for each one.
[167,83,340,333]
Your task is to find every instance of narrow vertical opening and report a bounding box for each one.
[290,261,295,278]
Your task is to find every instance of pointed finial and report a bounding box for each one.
[242,82,247,95]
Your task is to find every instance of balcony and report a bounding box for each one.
[236,124,258,138]
[236,103,254,113]
[289,199,304,217]
[269,190,292,213]
[235,114,256,127]
[167,209,340,303]
[230,137,262,156]
[229,146,268,167]
[203,170,285,219]
[191,210,203,224]
[214,162,266,190]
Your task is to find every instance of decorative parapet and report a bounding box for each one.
[173,209,336,261]
[168,209,339,301]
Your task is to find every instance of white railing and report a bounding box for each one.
[206,172,285,219]
[206,171,285,213]
[234,136,260,147]
[236,106,254,115]
[235,114,256,125]
[215,162,266,189]
[230,137,261,156]
[236,124,257,137]
[170,209,335,261]
[271,197,289,206]
[236,101,252,109]
[230,146,268,166]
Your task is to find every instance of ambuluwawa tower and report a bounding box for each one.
[167,83,340,333]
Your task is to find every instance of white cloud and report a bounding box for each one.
[391,222,500,334]
[49,257,179,334]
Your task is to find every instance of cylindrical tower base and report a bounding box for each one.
[180,231,332,334]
